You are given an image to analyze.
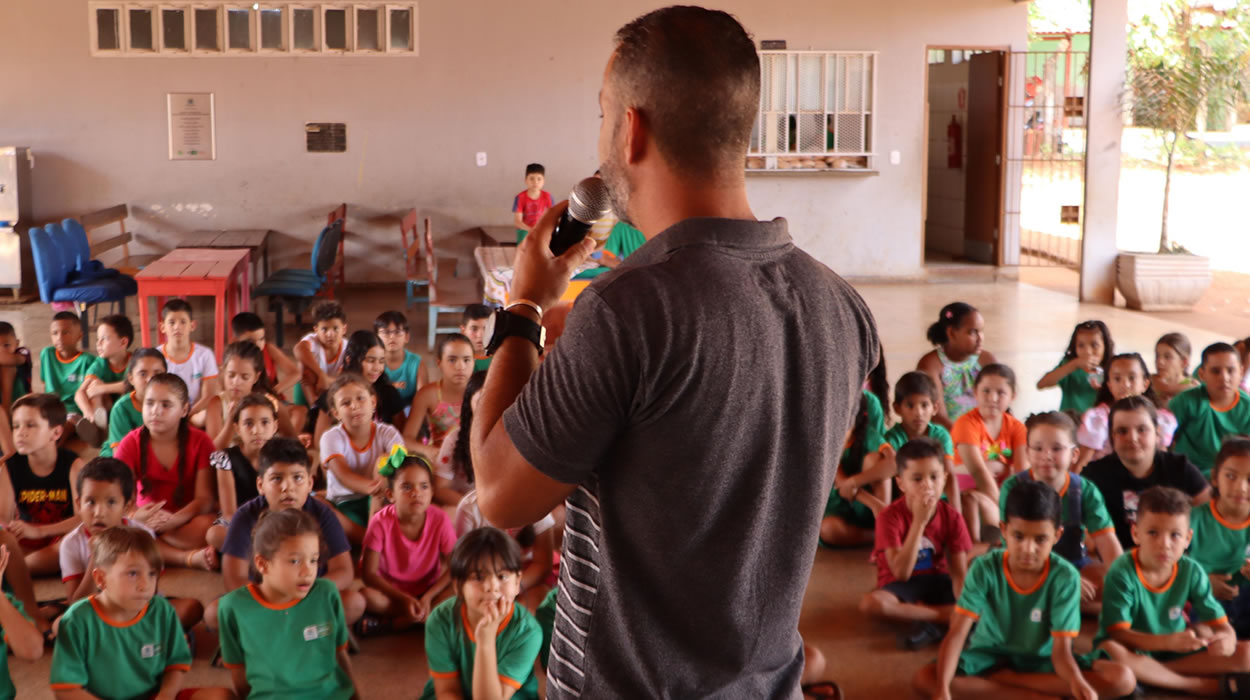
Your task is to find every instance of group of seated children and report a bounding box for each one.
[828,300,1250,697]
[0,294,564,699]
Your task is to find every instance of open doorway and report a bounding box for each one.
[923,48,1007,266]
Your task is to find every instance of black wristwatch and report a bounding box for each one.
[484,302,546,356]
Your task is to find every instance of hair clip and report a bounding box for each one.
[377,444,408,478]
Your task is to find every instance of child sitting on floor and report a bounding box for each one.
[1154,332,1199,405]
[1,394,84,575]
[60,458,212,628]
[320,374,405,543]
[0,543,42,699]
[433,371,486,507]
[859,438,971,650]
[953,363,1030,543]
[40,311,95,429]
[1000,411,1122,612]
[205,393,280,552]
[217,509,360,699]
[113,374,218,555]
[313,331,406,444]
[208,437,362,630]
[421,527,543,700]
[375,311,428,409]
[204,340,295,449]
[0,321,32,407]
[1036,320,1113,416]
[1098,486,1250,696]
[157,299,220,422]
[917,302,997,429]
[912,480,1136,700]
[1188,438,1250,640]
[293,300,348,414]
[1083,395,1212,552]
[231,311,301,401]
[100,349,165,458]
[821,388,888,547]
[460,304,492,372]
[72,314,133,447]
[50,527,229,700]
[357,449,456,636]
[1171,342,1250,478]
[404,334,474,462]
[1075,352,1176,472]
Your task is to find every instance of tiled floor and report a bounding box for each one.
[7,276,1233,698]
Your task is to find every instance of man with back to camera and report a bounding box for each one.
[472,6,880,698]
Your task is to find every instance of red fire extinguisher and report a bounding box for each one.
[947,116,963,169]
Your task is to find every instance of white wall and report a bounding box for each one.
[0,0,1028,282]
[924,57,970,258]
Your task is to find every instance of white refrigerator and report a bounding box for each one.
[0,147,35,298]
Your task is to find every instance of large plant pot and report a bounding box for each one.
[1116,252,1211,311]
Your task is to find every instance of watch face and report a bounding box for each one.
[539,325,549,353]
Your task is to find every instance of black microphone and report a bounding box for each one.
[549,176,612,256]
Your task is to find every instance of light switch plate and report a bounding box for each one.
[890,150,901,165]
[475,152,487,167]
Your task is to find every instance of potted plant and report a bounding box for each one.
[1115,3,1248,311]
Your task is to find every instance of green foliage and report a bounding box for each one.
[1127,1,1250,252]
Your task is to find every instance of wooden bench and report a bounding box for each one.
[81,204,159,276]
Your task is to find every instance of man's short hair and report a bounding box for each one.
[1138,486,1192,519]
[258,436,311,475]
[610,7,760,178]
[99,315,134,346]
[374,311,408,334]
[462,304,491,324]
[1004,480,1062,527]
[231,312,265,336]
[895,438,945,475]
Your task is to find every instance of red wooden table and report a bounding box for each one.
[136,248,251,362]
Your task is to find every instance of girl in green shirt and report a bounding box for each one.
[100,349,166,458]
[1037,320,1115,415]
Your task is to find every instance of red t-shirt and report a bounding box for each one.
[512,190,554,228]
[872,497,972,588]
[113,426,214,511]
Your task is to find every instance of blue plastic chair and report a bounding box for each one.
[252,219,343,346]
[59,218,121,281]
[29,225,136,347]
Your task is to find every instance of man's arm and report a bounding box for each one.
[472,203,595,528]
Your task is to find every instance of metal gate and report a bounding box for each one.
[1005,49,1090,268]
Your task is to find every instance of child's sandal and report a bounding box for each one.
[802,681,842,700]
[1222,672,1250,699]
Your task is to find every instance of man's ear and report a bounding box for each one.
[623,107,647,166]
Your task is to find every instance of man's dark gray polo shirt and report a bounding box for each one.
[505,217,880,698]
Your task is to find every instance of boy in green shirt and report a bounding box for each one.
[1170,342,1250,477]
[73,314,133,447]
[1191,438,1250,638]
[999,412,1122,612]
[50,527,221,699]
[0,544,43,700]
[913,480,1135,700]
[40,311,96,426]
[1098,485,1250,696]
[99,349,166,458]
[422,527,542,700]
[844,372,960,506]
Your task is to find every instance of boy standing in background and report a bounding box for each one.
[512,163,553,243]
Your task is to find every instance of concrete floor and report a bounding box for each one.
[5,275,1234,698]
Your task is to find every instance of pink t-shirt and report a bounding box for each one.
[113,426,214,511]
[362,504,457,596]
[873,497,972,588]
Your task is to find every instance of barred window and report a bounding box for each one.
[748,51,878,172]
[88,2,418,57]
